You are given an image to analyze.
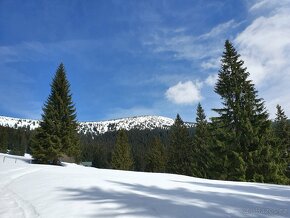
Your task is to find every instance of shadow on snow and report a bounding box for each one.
[58,179,290,218]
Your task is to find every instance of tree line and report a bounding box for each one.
[0,40,289,184]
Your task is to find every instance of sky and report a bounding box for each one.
[0,0,290,122]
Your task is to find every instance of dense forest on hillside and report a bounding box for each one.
[0,126,33,156]
[0,126,194,171]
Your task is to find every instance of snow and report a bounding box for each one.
[0,115,194,135]
[79,115,177,134]
[1,153,290,218]
[0,153,33,164]
[0,116,40,130]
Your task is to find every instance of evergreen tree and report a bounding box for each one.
[274,105,290,158]
[145,136,166,172]
[208,121,229,180]
[92,144,109,168]
[273,105,290,182]
[0,127,8,153]
[167,114,192,176]
[212,40,272,182]
[192,103,212,178]
[111,129,134,170]
[225,150,246,181]
[31,63,80,165]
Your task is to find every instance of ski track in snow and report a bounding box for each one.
[0,164,42,218]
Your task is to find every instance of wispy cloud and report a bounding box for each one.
[117,72,197,88]
[144,19,238,63]
[0,63,43,119]
[0,40,104,64]
[249,0,290,13]
[199,20,238,40]
[136,19,242,118]
[205,74,219,87]
[0,83,42,119]
[235,1,290,117]
[201,58,220,70]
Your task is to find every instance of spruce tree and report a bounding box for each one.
[273,105,290,182]
[192,103,212,178]
[111,129,134,170]
[274,105,290,157]
[208,120,229,180]
[31,63,80,164]
[212,40,272,182]
[0,128,8,153]
[145,136,166,172]
[167,114,192,176]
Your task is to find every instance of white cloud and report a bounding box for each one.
[235,12,290,84]
[201,58,220,70]
[250,0,290,13]
[235,1,290,118]
[205,74,218,87]
[165,81,202,105]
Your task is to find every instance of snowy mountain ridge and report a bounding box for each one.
[0,115,194,135]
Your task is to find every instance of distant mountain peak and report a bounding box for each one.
[0,115,194,135]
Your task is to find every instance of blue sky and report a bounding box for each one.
[0,0,290,122]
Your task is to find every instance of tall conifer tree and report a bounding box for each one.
[167,114,192,176]
[192,103,212,178]
[213,40,272,182]
[0,128,8,153]
[273,105,290,182]
[145,136,166,173]
[31,63,80,164]
[111,129,134,170]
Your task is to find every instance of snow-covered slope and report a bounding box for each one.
[79,116,177,134]
[0,116,39,130]
[0,115,194,135]
[1,153,290,218]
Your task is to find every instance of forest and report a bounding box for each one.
[0,40,290,185]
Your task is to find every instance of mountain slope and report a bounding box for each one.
[0,115,194,135]
[1,153,290,218]
[0,116,39,130]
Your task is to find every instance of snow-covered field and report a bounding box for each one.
[1,153,290,218]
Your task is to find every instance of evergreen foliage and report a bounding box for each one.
[0,127,8,153]
[274,105,290,160]
[145,137,166,172]
[225,150,246,181]
[192,103,212,178]
[167,114,192,176]
[31,63,80,165]
[207,121,228,180]
[0,126,30,155]
[273,105,290,182]
[111,129,134,170]
[92,144,109,168]
[212,40,274,182]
